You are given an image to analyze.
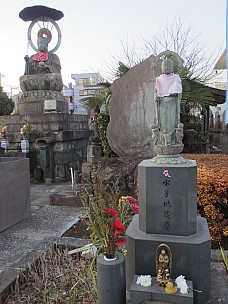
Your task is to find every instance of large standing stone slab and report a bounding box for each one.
[107,56,160,158]
[138,159,197,236]
[0,157,31,232]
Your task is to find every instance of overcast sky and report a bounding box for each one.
[0,0,226,90]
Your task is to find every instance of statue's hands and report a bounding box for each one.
[39,61,45,67]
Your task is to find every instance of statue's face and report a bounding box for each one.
[37,38,48,52]
[162,59,174,74]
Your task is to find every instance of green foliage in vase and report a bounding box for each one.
[20,116,32,140]
[79,165,139,258]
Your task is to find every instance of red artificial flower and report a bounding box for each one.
[91,113,98,122]
[111,217,126,232]
[79,215,89,222]
[105,208,119,216]
[126,196,137,205]
[114,238,126,247]
[132,203,139,214]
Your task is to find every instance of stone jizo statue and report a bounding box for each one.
[24,37,61,75]
[151,53,185,162]
[16,5,67,115]
[20,36,63,93]
[153,58,182,146]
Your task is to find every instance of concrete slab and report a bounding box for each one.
[0,205,83,272]
[30,182,72,207]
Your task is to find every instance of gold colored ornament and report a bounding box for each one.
[156,243,172,287]
[38,28,52,43]
[165,282,177,294]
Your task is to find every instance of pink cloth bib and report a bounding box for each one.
[33,51,49,62]
[155,73,182,97]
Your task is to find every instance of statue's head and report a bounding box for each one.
[161,59,174,74]
[37,37,48,52]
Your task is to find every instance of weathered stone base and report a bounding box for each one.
[14,90,68,115]
[1,113,90,182]
[130,276,193,304]
[49,190,82,207]
[154,143,184,156]
[126,215,211,304]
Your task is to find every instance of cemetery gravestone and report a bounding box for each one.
[126,52,211,304]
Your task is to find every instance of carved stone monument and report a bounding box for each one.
[126,51,211,304]
[107,56,156,159]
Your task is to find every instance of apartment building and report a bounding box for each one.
[70,72,104,114]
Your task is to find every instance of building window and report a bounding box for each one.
[77,78,97,86]
[79,89,98,96]
[79,90,89,96]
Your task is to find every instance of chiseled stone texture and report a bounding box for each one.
[138,159,197,236]
[107,55,159,158]
[126,215,211,304]
[1,113,90,182]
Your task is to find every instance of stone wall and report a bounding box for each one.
[0,113,91,182]
[0,157,30,232]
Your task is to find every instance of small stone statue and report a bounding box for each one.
[156,244,172,287]
[20,36,63,93]
[153,58,182,146]
[151,52,186,163]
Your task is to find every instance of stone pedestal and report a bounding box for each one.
[1,113,90,182]
[130,276,193,304]
[16,90,68,115]
[126,159,211,304]
[126,215,210,304]
[87,144,102,165]
[138,160,197,236]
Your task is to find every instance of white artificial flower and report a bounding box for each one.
[136,275,152,287]
[175,275,185,285]
[175,275,189,294]
[179,282,189,294]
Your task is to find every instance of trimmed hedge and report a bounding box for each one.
[183,154,228,245]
